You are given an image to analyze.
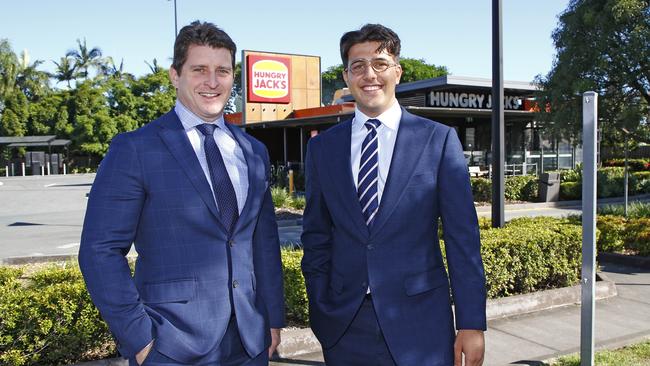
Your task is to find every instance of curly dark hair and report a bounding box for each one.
[340,24,401,67]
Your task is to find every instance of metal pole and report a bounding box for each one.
[300,127,304,165]
[283,127,288,164]
[491,0,505,228]
[173,0,178,37]
[581,91,597,366]
[624,136,629,217]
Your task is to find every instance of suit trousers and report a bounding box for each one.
[323,295,397,366]
[130,316,269,366]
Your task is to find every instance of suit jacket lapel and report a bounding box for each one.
[326,119,370,238]
[370,109,435,237]
[158,111,226,231]
[226,123,263,234]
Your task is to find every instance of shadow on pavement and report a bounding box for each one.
[272,359,325,365]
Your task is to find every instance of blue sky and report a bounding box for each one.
[1,0,569,83]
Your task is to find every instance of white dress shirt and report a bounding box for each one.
[175,101,248,214]
[350,101,402,204]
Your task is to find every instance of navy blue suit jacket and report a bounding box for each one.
[79,110,285,363]
[301,109,486,365]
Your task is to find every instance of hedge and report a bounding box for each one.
[4,213,649,364]
[0,265,115,366]
[559,166,650,200]
[603,158,650,171]
[471,175,538,202]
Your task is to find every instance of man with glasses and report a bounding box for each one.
[79,21,284,366]
[301,24,486,365]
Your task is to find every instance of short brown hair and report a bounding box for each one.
[340,24,401,67]
[172,20,236,73]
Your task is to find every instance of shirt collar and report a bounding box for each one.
[174,100,227,132]
[352,100,402,132]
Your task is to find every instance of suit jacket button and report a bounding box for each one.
[232,280,239,288]
[367,244,375,250]
[228,240,234,247]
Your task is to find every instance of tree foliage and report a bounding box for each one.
[535,0,650,147]
[0,39,175,163]
[321,58,448,105]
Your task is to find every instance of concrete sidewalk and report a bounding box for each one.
[72,259,650,366]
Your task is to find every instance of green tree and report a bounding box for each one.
[0,39,19,113]
[16,51,50,101]
[226,61,242,113]
[321,58,449,105]
[28,91,71,137]
[535,0,650,146]
[69,79,115,156]
[66,38,104,79]
[399,58,448,83]
[132,69,176,126]
[145,58,163,74]
[52,57,78,88]
[321,64,346,105]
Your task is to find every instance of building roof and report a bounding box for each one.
[0,135,56,144]
[7,139,71,148]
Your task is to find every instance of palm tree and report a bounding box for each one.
[66,38,103,79]
[0,39,19,103]
[52,56,78,88]
[16,50,50,100]
[145,58,163,74]
[101,56,133,81]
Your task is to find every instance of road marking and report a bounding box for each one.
[57,242,80,249]
[44,183,57,187]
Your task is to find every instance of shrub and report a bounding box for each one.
[470,177,491,202]
[289,195,306,210]
[281,249,309,325]
[632,172,650,194]
[598,201,650,219]
[271,186,292,208]
[560,167,582,183]
[479,217,582,298]
[505,175,538,201]
[471,176,538,202]
[596,216,627,253]
[0,265,115,366]
[625,218,650,256]
[0,267,23,286]
[560,181,581,200]
[603,158,650,171]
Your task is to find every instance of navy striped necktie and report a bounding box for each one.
[358,119,381,227]
[195,123,239,234]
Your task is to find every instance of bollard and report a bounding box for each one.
[4,165,8,177]
[288,169,294,195]
[41,165,45,176]
[63,163,67,175]
[21,162,25,176]
[46,162,51,175]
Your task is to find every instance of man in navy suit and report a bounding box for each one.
[79,21,284,366]
[301,24,486,366]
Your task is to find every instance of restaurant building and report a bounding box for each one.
[228,52,580,176]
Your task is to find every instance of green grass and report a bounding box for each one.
[271,186,305,210]
[547,339,650,365]
[598,201,650,218]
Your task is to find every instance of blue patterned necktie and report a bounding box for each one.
[358,119,381,227]
[196,123,239,234]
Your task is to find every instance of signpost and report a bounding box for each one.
[581,91,598,366]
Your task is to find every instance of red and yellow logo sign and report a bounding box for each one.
[247,55,291,104]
